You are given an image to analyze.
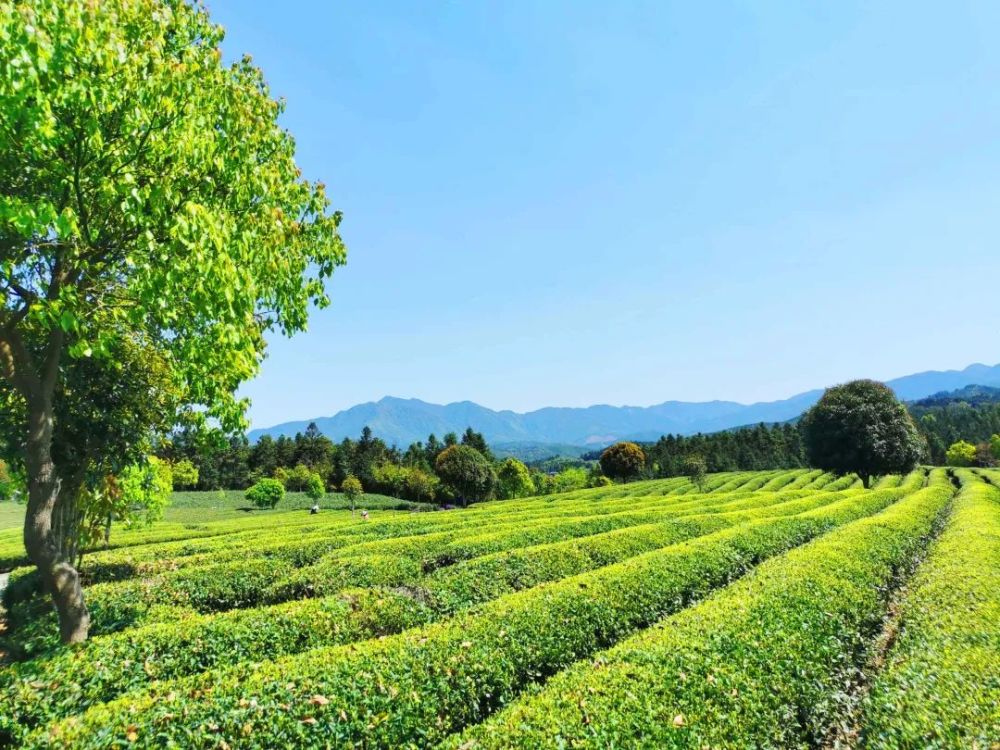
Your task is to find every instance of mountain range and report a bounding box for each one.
[249,362,1000,448]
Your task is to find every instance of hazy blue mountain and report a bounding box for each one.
[910,384,1000,407]
[249,362,1000,448]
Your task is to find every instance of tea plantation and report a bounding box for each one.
[0,468,996,748]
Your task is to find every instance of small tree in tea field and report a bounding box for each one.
[305,472,325,501]
[246,478,285,510]
[341,475,363,514]
[945,440,977,467]
[683,454,708,492]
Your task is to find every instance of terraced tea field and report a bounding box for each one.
[1,468,997,748]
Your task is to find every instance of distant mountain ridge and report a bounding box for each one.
[911,384,1000,408]
[249,362,1000,447]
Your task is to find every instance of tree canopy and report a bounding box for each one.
[0,0,345,641]
[599,442,646,482]
[496,457,535,499]
[683,454,708,492]
[800,380,925,488]
[435,445,497,506]
[945,440,977,467]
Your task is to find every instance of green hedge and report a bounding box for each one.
[860,472,1000,749]
[0,589,432,746]
[6,482,822,647]
[447,483,953,749]
[31,485,914,749]
[4,553,422,658]
[0,488,851,736]
[420,488,855,614]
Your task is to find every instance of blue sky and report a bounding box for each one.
[209,1,1000,428]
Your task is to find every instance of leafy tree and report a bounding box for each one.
[543,467,590,494]
[249,435,279,482]
[435,445,497,507]
[305,472,325,501]
[282,464,315,492]
[0,0,345,641]
[295,422,334,468]
[245,478,285,509]
[341,475,363,514]
[171,459,199,491]
[991,434,1000,461]
[352,427,389,486]
[589,474,613,488]
[599,442,647,482]
[460,427,494,462]
[801,380,924,488]
[974,441,996,468]
[683,454,708,492]
[404,468,438,503]
[80,457,172,550]
[424,434,445,465]
[945,440,977,467]
[496,457,535,499]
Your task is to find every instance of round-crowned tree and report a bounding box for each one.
[305,472,326,501]
[599,442,647,482]
[435,445,497,507]
[246,478,285,509]
[171,459,200,491]
[945,440,976,467]
[800,380,924,488]
[496,457,535,499]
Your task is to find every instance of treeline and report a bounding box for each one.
[627,399,1000,475]
[909,399,1000,465]
[582,423,806,476]
[150,390,1000,501]
[156,424,604,504]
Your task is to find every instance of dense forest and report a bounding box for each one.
[132,385,1000,499]
[154,424,603,503]
[908,386,1000,464]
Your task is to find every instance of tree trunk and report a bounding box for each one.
[22,403,90,644]
[859,473,871,489]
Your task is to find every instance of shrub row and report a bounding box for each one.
[7,473,740,594]
[422,487,821,566]
[0,502,386,572]
[0,486,857,736]
[759,470,802,491]
[0,510,731,734]
[8,479,821,647]
[781,468,824,490]
[4,553,421,658]
[31,484,917,748]
[0,588,432,747]
[419,487,856,614]
[447,482,953,749]
[860,472,1000,749]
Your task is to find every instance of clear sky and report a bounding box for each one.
[208,1,1000,429]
